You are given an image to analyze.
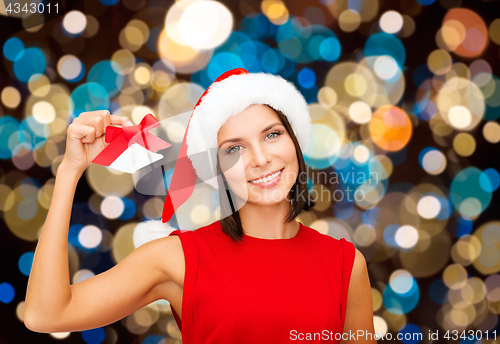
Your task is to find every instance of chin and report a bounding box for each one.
[246,186,291,206]
[248,198,289,207]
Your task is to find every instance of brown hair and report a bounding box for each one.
[216,106,315,242]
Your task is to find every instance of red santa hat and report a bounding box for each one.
[133,68,311,248]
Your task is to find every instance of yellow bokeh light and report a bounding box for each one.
[28,74,50,97]
[472,221,500,275]
[345,73,367,97]
[261,0,289,26]
[317,86,338,108]
[32,101,56,124]
[427,49,452,75]
[373,315,388,337]
[451,235,482,266]
[440,20,466,51]
[453,133,476,157]
[349,101,372,124]
[489,18,500,45]
[133,65,152,86]
[372,289,382,311]
[1,86,21,109]
[448,106,472,129]
[443,264,468,290]
[354,224,376,247]
[158,28,212,74]
[111,49,136,75]
[167,0,233,49]
[339,10,361,33]
[191,204,210,225]
[483,121,500,143]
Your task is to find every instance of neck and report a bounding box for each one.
[237,200,299,239]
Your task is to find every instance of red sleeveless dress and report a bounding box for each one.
[168,220,355,343]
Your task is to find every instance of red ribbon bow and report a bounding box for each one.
[92,113,171,167]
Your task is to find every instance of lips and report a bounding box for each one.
[249,168,283,182]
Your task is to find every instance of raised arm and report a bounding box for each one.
[341,249,377,344]
[23,111,183,333]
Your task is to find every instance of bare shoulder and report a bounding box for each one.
[353,248,366,265]
[351,248,368,281]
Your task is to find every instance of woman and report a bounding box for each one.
[24,68,376,343]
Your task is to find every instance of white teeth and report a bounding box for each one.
[249,169,282,184]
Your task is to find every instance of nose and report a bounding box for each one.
[249,142,271,168]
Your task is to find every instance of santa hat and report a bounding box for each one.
[133,68,311,248]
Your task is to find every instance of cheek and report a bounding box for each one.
[224,165,246,184]
[219,152,246,181]
[275,138,298,167]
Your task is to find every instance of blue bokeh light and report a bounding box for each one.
[70,83,110,118]
[87,61,124,97]
[119,198,137,221]
[0,282,15,303]
[13,47,46,82]
[18,252,34,276]
[364,33,405,67]
[82,327,106,344]
[207,52,245,82]
[383,276,420,314]
[480,168,500,192]
[298,68,316,89]
[0,116,20,160]
[3,37,24,61]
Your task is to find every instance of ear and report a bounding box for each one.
[133,220,177,249]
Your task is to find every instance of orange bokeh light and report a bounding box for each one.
[442,8,488,58]
[369,105,412,152]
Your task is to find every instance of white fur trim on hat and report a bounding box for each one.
[133,220,177,249]
[186,72,311,190]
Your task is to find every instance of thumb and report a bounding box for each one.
[102,118,135,148]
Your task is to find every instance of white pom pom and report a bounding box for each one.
[133,220,177,249]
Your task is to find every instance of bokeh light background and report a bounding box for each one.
[1,0,500,343]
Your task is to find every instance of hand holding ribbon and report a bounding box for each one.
[92,113,171,173]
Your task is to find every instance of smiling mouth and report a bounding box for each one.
[248,168,284,184]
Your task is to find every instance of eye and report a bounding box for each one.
[226,145,242,154]
[266,130,282,140]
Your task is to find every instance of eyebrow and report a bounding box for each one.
[218,122,283,148]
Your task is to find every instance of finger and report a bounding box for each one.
[74,115,105,138]
[103,112,111,130]
[98,110,111,133]
[79,110,111,135]
[96,110,111,135]
[110,115,133,128]
[79,110,111,119]
[68,123,96,143]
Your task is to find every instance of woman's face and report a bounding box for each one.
[217,104,299,206]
